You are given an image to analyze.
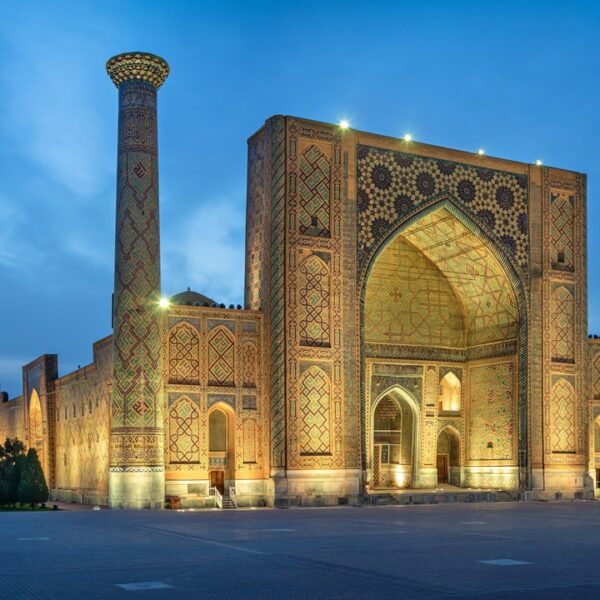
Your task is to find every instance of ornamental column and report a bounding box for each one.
[106,52,169,509]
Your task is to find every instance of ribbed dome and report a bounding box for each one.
[170,288,216,307]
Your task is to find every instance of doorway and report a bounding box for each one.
[436,454,448,484]
[210,470,225,494]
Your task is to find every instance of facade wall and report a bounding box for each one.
[163,305,269,506]
[53,338,112,504]
[1,115,593,507]
[0,395,25,443]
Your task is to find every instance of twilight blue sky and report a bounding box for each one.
[1,1,599,396]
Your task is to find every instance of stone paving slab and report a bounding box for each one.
[1,501,600,598]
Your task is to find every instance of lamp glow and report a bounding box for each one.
[535,159,543,166]
[339,119,350,130]
[403,133,412,142]
[159,297,170,309]
[477,148,485,156]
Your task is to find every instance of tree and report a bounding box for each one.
[17,448,48,508]
[9,454,26,507]
[0,438,25,506]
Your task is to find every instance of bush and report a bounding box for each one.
[18,448,49,508]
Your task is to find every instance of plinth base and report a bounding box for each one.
[109,467,165,509]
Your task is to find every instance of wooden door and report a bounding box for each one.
[210,470,225,494]
[436,454,448,484]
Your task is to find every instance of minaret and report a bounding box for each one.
[106,52,169,509]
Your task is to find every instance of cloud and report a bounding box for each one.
[163,197,246,305]
[0,197,45,272]
[0,11,112,197]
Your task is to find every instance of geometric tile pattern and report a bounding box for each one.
[357,145,528,274]
[243,419,256,463]
[365,208,519,347]
[111,80,164,468]
[551,286,574,361]
[298,255,330,347]
[468,363,514,460]
[550,192,574,271]
[208,328,235,386]
[299,366,331,455]
[168,323,199,385]
[550,378,576,453]
[299,145,330,237]
[168,397,199,463]
[241,343,257,388]
[593,354,600,400]
[365,235,464,347]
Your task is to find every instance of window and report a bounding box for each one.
[209,410,227,452]
[374,397,401,464]
[439,371,461,412]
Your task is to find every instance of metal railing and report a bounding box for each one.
[214,487,222,509]
[229,486,237,508]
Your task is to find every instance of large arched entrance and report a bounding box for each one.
[29,389,45,476]
[362,202,523,491]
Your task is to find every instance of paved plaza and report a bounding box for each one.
[2,501,600,598]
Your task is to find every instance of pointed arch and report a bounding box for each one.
[299,365,331,455]
[360,196,528,481]
[370,385,421,489]
[439,371,461,412]
[208,326,235,386]
[437,425,461,486]
[29,388,44,476]
[298,254,330,347]
[209,408,227,452]
[168,396,200,463]
[168,322,200,384]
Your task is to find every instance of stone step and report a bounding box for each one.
[369,490,519,506]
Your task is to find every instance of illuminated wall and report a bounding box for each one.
[163,305,269,506]
[53,338,112,504]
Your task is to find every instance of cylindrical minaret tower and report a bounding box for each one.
[106,52,169,509]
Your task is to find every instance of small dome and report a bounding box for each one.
[170,287,216,307]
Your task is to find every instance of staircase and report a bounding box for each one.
[211,486,237,510]
[221,490,236,510]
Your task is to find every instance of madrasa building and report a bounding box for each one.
[1,52,597,508]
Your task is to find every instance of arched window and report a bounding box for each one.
[439,371,461,412]
[374,396,401,464]
[209,409,227,452]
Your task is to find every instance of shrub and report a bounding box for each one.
[17,448,48,508]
